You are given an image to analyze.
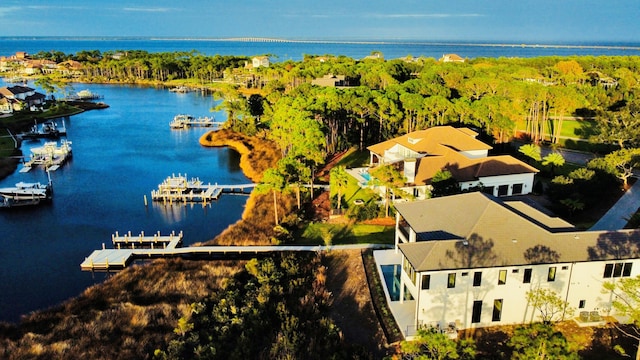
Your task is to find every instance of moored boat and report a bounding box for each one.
[20,120,67,140]
[0,180,53,208]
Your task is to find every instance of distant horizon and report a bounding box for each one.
[2,36,640,48]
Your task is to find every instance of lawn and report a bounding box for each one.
[0,128,18,157]
[515,118,598,140]
[295,222,395,245]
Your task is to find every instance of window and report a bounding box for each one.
[562,266,569,270]
[421,275,431,290]
[579,300,586,309]
[492,299,503,321]
[498,184,509,196]
[604,264,614,278]
[548,267,557,282]
[483,186,494,196]
[472,301,482,323]
[613,263,624,277]
[473,272,482,287]
[604,262,634,278]
[498,270,507,285]
[623,262,633,277]
[523,268,532,283]
[403,257,416,284]
[512,183,524,195]
[461,272,469,276]
[448,273,456,288]
[512,269,519,273]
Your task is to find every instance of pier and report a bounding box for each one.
[20,139,72,172]
[150,174,255,204]
[170,114,223,129]
[80,230,391,271]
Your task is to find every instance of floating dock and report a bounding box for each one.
[150,174,255,204]
[170,114,223,129]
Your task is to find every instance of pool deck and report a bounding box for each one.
[374,249,418,339]
[346,167,371,186]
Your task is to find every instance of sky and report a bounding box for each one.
[1,0,639,43]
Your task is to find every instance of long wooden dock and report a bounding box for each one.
[80,231,391,271]
[150,174,255,204]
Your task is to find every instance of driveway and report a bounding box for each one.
[590,180,640,231]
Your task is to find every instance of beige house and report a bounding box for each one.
[311,74,352,87]
[0,85,46,112]
[251,56,270,68]
[440,54,465,63]
[366,126,539,199]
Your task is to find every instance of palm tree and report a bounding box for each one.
[256,168,286,226]
[518,144,542,163]
[330,166,350,211]
[542,152,565,176]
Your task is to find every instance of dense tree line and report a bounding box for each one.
[33,49,249,82]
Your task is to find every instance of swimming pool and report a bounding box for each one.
[380,264,402,301]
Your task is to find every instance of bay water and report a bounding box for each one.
[0,81,249,323]
[1,37,639,61]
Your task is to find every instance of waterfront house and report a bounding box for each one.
[377,192,640,337]
[0,85,46,112]
[440,54,465,63]
[251,56,270,68]
[366,126,538,199]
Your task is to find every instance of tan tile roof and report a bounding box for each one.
[368,127,537,185]
[396,192,640,271]
[367,126,492,156]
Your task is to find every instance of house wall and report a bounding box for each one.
[403,257,640,330]
[383,144,422,163]
[460,149,488,159]
[460,173,535,196]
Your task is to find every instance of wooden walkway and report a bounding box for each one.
[80,232,391,271]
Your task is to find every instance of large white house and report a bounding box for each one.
[366,126,539,199]
[375,192,640,337]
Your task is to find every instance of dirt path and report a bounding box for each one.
[325,250,391,358]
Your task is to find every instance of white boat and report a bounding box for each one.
[67,89,103,100]
[0,181,52,208]
[24,140,72,171]
[170,114,215,129]
[20,120,67,139]
[169,86,191,93]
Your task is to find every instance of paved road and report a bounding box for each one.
[512,140,597,166]
[590,180,640,231]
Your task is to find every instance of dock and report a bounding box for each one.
[21,140,72,172]
[170,114,224,129]
[150,174,255,204]
[80,230,391,271]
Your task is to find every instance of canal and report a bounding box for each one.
[0,82,249,323]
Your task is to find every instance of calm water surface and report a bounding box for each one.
[0,81,249,323]
[0,38,639,60]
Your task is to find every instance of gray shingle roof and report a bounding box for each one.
[396,192,640,271]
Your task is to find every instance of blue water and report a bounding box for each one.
[0,37,639,61]
[0,80,250,323]
[381,264,401,302]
